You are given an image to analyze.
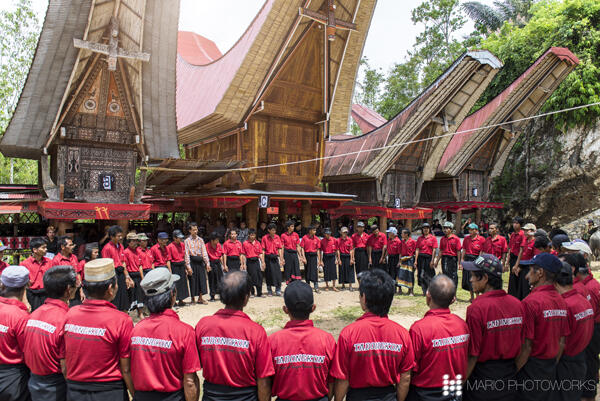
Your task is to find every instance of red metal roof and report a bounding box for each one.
[177,31,222,66]
[438,47,579,172]
[351,104,387,134]
[329,204,433,220]
[419,201,504,212]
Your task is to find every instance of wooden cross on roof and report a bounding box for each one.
[300,0,357,41]
[73,17,149,71]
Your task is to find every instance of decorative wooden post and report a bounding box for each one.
[380,216,388,231]
[245,199,258,230]
[475,208,482,224]
[301,201,312,228]
[278,201,287,224]
[116,219,129,234]
[455,210,463,231]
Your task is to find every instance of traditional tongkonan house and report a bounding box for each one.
[163,0,377,229]
[420,47,579,225]
[322,50,504,229]
[351,104,387,134]
[0,0,183,233]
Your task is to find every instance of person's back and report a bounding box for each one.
[269,281,336,401]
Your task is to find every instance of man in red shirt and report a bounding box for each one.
[63,258,135,400]
[131,268,201,400]
[320,228,339,292]
[102,225,131,312]
[435,222,461,288]
[168,230,191,306]
[409,275,469,401]
[261,223,284,297]
[351,222,369,273]
[507,218,525,297]
[151,232,170,268]
[184,223,209,305]
[398,228,417,295]
[123,232,144,317]
[386,227,402,290]
[195,271,274,400]
[137,233,154,274]
[242,229,264,297]
[367,225,387,271]
[281,221,302,283]
[331,269,414,401]
[510,222,536,300]
[461,223,485,302]
[301,225,321,293]
[415,223,438,295]
[554,262,594,401]
[52,236,83,307]
[515,253,569,401]
[0,265,30,401]
[0,241,9,275]
[483,223,508,265]
[23,265,77,401]
[206,232,224,302]
[269,280,336,401]
[223,228,245,274]
[462,254,523,401]
[336,227,355,291]
[21,237,52,311]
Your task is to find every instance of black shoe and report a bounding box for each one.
[275,290,282,297]
[267,291,273,297]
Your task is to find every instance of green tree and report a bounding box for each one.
[0,0,40,184]
[462,0,538,34]
[354,57,384,110]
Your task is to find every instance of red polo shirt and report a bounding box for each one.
[573,278,593,307]
[337,237,354,254]
[137,247,154,270]
[301,235,321,253]
[223,240,243,257]
[462,235,485,256]
[410,309,469,388]
[440,235,461,257]
[561,289,594,356]
[20,256,52,290]
[269,320,336,400]
[466,290,523,362]
[367,232,387,251]
[331,312,414,389]
[167,242,185,263]
[0,297,28,364]
[387,237,402,255]
[242,240,263,259]
[509,230,525,256]
[582,274,600,323]
[0,261,8,275]
[195,309,275,387]
[23,298,68,375]
[416,234,438,256]
[261,235,283,256]
[280,232,300,251]
[483,236,508,259]
[320,237,337,254]
[101,241,124,268]
[206,242,223,262]
[123,248,141,273]
[150,244,169,267]
[51,253,79,271]
[131,309,200,392]
[401,238,417,257]
[351,232,369,249]
[521,285,569,359]
[64,299,133,382]
[520,237,536,261]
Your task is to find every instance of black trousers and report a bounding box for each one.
[304,252,318,284]
[0,364,30,401]
[226,256,241,272]
[507,253,531,300]
[516,357,556,401]
[28,373,66,401]
[26,289,46,312]
[189,256,208,296]
[347,385,395,401]
[246,258,262,296]
[111,267,129,311]
[134,390,184,401]
[442,255,458,288]
[387,254,399,281]
[339,254,355,284]
[264,254,282,290]
[462,254,478,292]
[277,397,326,401]
[283,249,301,281]
[552,352,587,401]
[354,248,368,273]
[171,262,189,301]
[407,385,459,401]
[371,250,384,270]
[417,254,434,292]
[208,260,223,298]
[128,271,144,309]
[66,380,127,401]
[323,253,337,282]
[202,381,257,401]
[583,322,600,398]
[464,359,517,401]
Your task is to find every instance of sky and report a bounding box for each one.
[18,0,495,73]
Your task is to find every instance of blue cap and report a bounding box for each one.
[1,265,30,288]
[386,227,398,235]
[157,232,169,239]
[468,223,479,230]
[520,252,563,273]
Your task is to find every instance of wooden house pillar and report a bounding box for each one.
[259,207,268,226]
[475,208,482,224]
[278,201,287,224]
[244,200,258,230]
[301,201,312,228]
[55,221,73,236]
[380,216,388,231]
[225,208,237,225]
[116,219,129,234]
[406,219,413,231]
[455,210,463,230]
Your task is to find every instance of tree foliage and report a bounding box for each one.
[0,0,40,184]
[462,0,538,33]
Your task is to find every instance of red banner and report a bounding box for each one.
[38,201,151,220]
[420,201,504,212]
[329,205,432,220]
[0,237,34,250]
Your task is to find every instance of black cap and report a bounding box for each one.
[173,229,185,239]
[462,254,503,277]
[323,228,332,235]
[520,253,563,273]
[551,234,570,249]
[422,223,430,228]
[284,281,314,312]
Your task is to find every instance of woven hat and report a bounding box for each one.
[84,258,115,282]
[126,232,138,240]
